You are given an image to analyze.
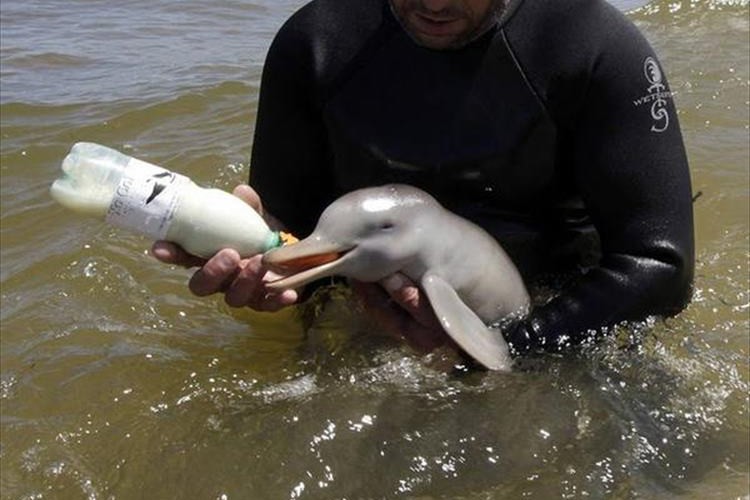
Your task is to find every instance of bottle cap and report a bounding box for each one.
[279,231,299,246]
[265,231,298,251]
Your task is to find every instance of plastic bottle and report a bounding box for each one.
[50,142,284,258]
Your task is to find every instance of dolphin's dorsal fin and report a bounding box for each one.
[420,273,513,372]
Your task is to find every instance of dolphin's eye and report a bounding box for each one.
[380,222,394,231]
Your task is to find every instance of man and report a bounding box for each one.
[153,0,694,356]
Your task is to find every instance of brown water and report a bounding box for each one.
[1,0,748,498]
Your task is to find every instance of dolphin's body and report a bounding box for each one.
[263,184,529,371]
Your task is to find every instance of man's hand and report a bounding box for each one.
[150,184,298,312]
[350,273,456,353]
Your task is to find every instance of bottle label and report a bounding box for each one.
[105,157,189,240]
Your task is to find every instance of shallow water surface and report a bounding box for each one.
[1,0,749,498]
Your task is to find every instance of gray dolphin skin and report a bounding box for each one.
[262,184,529,371]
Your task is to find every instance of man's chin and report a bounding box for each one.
[405,29,466,50]
[414,35,461,50]
[403,22,495,50]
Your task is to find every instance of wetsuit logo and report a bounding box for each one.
[633,56,672,133]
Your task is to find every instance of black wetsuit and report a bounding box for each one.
[249,0,695,354]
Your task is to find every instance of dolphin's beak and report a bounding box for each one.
[263,238,353,291]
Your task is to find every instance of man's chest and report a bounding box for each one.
[321,32,560,207]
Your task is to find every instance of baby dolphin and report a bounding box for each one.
[263,184,529,371]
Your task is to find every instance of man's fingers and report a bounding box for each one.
[224,255,266,307]
[189,249,242,296]
[222,254,299,311]
[352,279,450,353]
[379,273,441,330]
[255,289,299,312]
[151,241,206,268]
[232,184,263,213]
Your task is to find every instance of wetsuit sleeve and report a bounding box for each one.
[505,8,695,353]
[249,13,333,237]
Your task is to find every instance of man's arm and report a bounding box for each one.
[373,3,694,357]
[249,8,334,237]
[505,5,694,353]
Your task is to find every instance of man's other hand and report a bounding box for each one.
[351,273,455,353]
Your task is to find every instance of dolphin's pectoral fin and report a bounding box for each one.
[420,273,513,372]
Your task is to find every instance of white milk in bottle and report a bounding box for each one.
[50,142,284,258]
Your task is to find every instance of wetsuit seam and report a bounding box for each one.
[496,0,526,29]
[500,29,552,123]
